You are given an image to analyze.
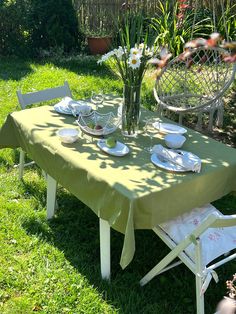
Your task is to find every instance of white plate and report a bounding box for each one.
[97,140,129,156]
[54,100,91,115]
[151,150,199,172]
[153,122,187,134]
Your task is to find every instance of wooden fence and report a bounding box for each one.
[74,0,168,34]
[73,0,235,35]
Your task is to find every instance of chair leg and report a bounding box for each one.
[216,104,224,128]
[196,272,205,314]
[195,238,205,314]
[46,175,57,220]
[140,247,180,286]
[196,112,203,131]
[178,113,183,125]
[157,105,163,117]
[99,218,110,281]
[19,149,25,180]
[207,109,215,132]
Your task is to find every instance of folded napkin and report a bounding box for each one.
[58,97,91,115]
[152,144,201,173]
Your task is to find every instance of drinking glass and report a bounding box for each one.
[91,91,104,111]
[144,118,158,152]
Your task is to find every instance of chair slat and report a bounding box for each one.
[211,215,236,228]
[17,81,72,109]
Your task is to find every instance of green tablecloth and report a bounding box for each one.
[1,96,236,269]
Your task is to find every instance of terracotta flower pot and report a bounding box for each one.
[87,36,112,55]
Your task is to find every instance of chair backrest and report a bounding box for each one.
[154,47,236,113]
[17,81,72,109]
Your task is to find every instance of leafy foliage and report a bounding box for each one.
[150,0,212,56]
[0,0,31,56]
[28,0,81,54]
[0,0,82,57]
[215,1,236,41]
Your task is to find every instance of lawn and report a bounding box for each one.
[0,55,235,314]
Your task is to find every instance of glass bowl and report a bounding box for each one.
[76,111,121,136]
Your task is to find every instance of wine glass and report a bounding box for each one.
[91,91,104,111]
[144,118,158,153]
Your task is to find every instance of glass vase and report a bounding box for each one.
[122,84,141,137]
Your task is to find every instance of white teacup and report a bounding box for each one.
[164,133,186,149]
[57,128,79,144]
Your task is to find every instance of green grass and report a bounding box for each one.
[0,56,235,314]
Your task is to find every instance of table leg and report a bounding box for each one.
[46,174,57,220]
[99,218,110,280]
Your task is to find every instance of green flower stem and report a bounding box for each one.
[122,84,141,135]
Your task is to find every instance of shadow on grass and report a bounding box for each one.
[0,57,34,81]
[0,55,117,83]
[21,188,235,314]
[50,56,116,78]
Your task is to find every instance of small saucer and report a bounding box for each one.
[153,122,187,134]
[97,140,129,156]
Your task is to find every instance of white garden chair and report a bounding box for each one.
[140,204,236,314]
[154,47,236,131]
[16,81,72,179]
[16,82,72,219]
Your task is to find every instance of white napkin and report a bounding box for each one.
[152,144,201,173]
[58,97,91,115]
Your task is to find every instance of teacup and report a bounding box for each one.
[57,128,79,144]
[164,133,186,149]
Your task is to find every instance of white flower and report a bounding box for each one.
[128,55,141,69]
[196,38,207,46]
[210,32,220,40]
[144,47,154,56]
[129,52,142,59]
[148,57,160,65]
[115,46,125,59]
[160,47,169,59]
[130,47,140,55]
[138,43,145,50]
[97,50,116,64]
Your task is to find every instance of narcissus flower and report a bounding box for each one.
[130,47,140,55]
[128,55,141,69]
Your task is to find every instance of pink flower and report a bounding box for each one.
[179,4,190,9]
[223,55,236,63]
[177,13,184,19]
[206,33,221,47]
[178,49,192,61]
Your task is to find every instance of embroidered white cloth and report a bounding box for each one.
[152,144,201,173]
[159,204,236,266]
[55,97,91,115]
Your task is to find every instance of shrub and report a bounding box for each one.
[0,0,31,56]
[28,0,82,55]
[0,0,83,57]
